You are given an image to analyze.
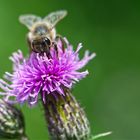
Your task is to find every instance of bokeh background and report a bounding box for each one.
[0,0,139,140]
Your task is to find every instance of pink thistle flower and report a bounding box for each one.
[0,38,95,106]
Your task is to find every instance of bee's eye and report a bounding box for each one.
[44,38,51,46]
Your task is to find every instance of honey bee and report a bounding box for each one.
[19,10,67,55]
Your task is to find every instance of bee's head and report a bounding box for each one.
[27,35,51,53]
[27,23,56,54]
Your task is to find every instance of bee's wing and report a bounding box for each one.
[19,14,42,30]
[43,10,67,28]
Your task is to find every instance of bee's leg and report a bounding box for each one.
[55,35,67,52]
[45,46,52,58]
[52,42,58,57]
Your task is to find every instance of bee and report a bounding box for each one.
[19,10,67,55]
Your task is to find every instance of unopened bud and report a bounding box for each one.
[0,99,27,139]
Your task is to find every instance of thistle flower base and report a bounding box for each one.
[41,88,90,140]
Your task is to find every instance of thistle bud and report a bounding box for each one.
[42,88,90,140]
[0,99,27,139]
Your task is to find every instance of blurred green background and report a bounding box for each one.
[0,0,140,140]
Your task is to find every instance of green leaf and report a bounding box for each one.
[89,132,112,140]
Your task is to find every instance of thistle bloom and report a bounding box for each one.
[0,38,95,106]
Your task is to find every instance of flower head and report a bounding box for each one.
[0,38,95,105]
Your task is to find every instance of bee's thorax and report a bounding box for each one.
[30,22,56,40]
